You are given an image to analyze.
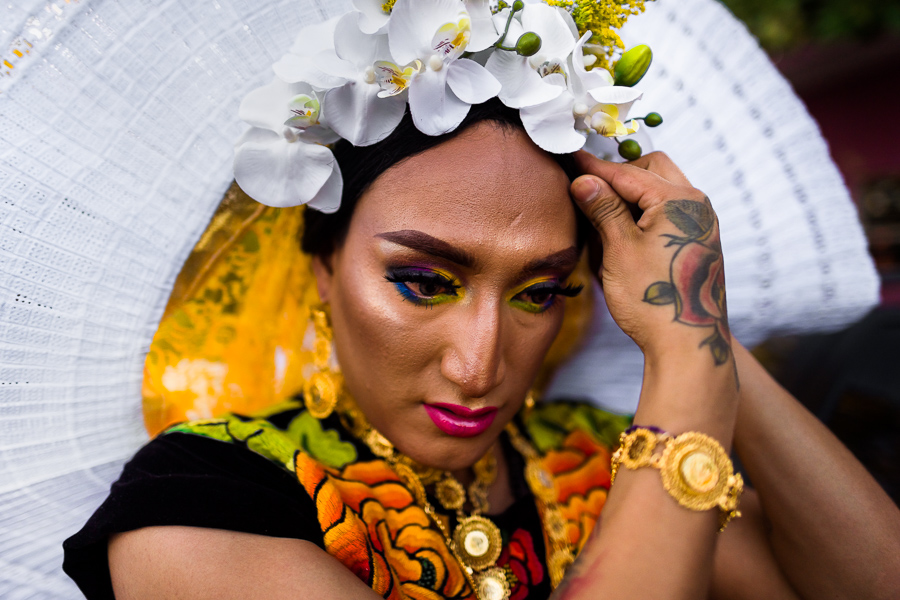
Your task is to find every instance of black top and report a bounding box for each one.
[62,432,324,599]
[62,406,554,600]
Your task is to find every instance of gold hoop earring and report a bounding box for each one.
[303,305,340,419]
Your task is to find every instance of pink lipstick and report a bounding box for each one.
[424,403,497,438]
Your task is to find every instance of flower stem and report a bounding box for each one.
[493,2,522,49]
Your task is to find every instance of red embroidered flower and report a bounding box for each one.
[498,529,544,600]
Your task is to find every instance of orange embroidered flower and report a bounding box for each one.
[541,429,614,552]
[295,452,473,599]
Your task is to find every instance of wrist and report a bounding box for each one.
[636,352,740,447]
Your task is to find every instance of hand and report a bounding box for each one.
[571,151,732,366]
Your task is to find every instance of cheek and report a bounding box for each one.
[507,309,566,372]
[327,257,439,396]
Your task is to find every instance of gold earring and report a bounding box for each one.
[303,305,340,419]
[524,390,537,415]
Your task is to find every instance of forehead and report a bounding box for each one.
[351,122,577,254]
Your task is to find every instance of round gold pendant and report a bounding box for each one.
[453,516,502,571]
[435,476,466,510]
[474,567,511,600]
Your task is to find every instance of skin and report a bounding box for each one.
[312,121,578,479]
[108,128,900,600]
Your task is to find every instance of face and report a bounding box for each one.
[313,122,580,471]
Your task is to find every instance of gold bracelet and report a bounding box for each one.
[610,427,743,532]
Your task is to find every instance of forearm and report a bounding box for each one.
[552,351,740,600]
[732,342,900,599]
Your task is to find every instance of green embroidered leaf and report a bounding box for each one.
[166,415,300,472]
[166,420,233,443]
[524,402,632,453]
[664,200,713,238]
[287,411,357,469]
[643,281,676,305]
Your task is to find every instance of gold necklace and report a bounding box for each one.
[336,398,575,599]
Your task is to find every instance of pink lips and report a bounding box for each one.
[424,402,498,438]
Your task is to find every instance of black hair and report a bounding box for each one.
[300,97,591,257]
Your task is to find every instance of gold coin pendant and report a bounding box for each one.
[475,567,511,600]
[453,516,502,571]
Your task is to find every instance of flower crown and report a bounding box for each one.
[234,0,660,212]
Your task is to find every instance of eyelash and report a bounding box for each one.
[385,267,583,313]
[385,267,462,308]
[510,280,584,314]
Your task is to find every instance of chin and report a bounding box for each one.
[395,419,508,472]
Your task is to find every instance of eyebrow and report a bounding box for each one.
[376,230,579,277]
[520,247,580,279]
[376,230,476,268]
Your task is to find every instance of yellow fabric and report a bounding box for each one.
[142,183,593,437]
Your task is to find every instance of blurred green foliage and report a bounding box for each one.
[719,0,900,50]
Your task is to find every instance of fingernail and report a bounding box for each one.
[575,178,600,203]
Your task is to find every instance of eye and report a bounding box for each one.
[510,280,583,314]
[385,267,462,307]
[410,279,448,298]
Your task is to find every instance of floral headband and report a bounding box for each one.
[234,0,660,212]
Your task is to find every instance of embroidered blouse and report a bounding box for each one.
[63,399,629,599]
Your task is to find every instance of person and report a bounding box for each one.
[62,2,900,599]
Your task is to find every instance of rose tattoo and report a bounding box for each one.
[643,199,732,366]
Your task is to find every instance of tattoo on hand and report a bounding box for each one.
[643,199,733,367]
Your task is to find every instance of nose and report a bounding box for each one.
[440,299,506,399]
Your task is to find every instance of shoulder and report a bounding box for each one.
[63,400,346,600]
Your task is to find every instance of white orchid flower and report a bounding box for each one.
[463,0,498,53]
[520,32,644,153]
[387,0,501,136]
[485,2,576,109]
[353,0,391,35]
[234,79,342,212]
[273,17,346,93]
[275,14,406,146]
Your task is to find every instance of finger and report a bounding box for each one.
[574,151,682,211]
[570,174,636,248]
[627,151,692,187]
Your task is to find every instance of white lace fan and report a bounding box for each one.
[0,0,877,597]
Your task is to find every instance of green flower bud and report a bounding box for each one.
[618,139,642,161]
[512,0,525,11]
[515,32,542,57]
[644,112,663,127]
[614,45,653,87]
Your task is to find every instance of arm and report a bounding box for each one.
[550,151,742,599]
[554,151,900,600]
[714,341,900,600]
[108,526,382,600]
